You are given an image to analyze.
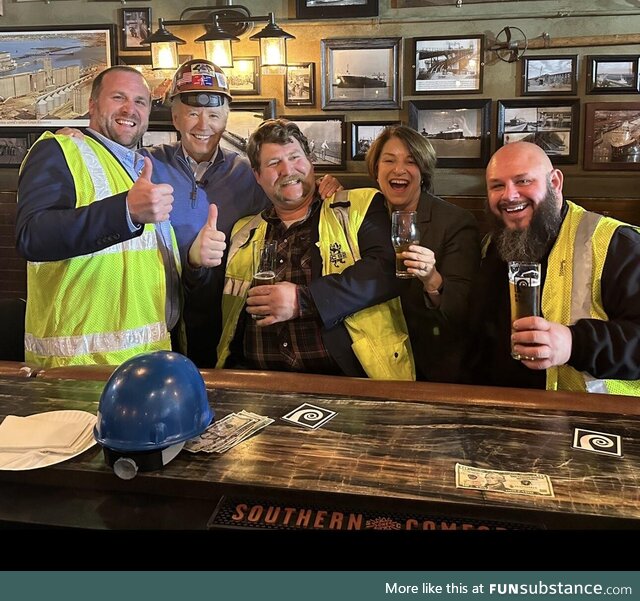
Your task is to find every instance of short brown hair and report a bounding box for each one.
[365,125,437,192]
[246,118,311,171]
[90,66,150,102]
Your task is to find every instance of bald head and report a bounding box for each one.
[487,141,553,181]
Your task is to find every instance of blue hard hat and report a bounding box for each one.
[95,351,213,454]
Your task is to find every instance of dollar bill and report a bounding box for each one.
[455,463,554,497]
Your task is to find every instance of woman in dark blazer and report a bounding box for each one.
[366,125,480,382]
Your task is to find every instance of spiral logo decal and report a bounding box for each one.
[281,403,337,430]
[572,428,622,457]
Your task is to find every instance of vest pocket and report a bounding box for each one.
[351,332,414,381]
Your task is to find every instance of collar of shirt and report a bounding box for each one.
[262,193,322,227]
[182,145,219,176]
[86,128,142,181]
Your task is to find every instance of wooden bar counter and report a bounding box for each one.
[0,361,638,532]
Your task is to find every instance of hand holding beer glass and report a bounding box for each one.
[252,240,277,320]
[391,211,420,278]
[508,261,541,360]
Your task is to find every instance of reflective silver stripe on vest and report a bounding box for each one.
[72,137,114,199]
[569,210,608,394]
[90,229,157,256]
[24,322,168,358]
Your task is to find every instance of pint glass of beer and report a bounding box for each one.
[508,261,541,360]
[391,211,420,278]
[252,240,277,320]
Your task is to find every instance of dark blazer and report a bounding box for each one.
[399,191,480,382]
[16,133,140,262]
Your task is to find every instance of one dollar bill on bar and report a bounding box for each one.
[455,463,555,497]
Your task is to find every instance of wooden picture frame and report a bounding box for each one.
[296,0,378,20]
[520,55,578,96]
[408,99,491,168]
[584,101,640,170]
[221,99,276,159]
[120,7,152,51]
[321,38,401,110]
[0,25,116,128]
[350,121,400,160]
[412,35,484,95]
[285,62,316,107]
[225,57,260,96]
[497,98,580,165]
[281,114,347,170]
[586,55,640,95]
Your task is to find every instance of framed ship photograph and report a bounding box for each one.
[408,99,491,168]
[0,131,29,167]
[140,124,179,149]
[321,38,401,110]
[350,121,399,160]
[281,114,346,170]
[586,55,640,95]
[120,7,152,51]
[220,99,276,159]
[0,24,116,127]
[296,0,378,20]
[285,62,315,107]
[520,55,577,96]
[412,35,484,95]
[584,101,640,171]
[225,57,260,96]
[497,98,580,164]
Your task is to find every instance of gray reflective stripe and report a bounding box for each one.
[569,211,608,394]
[72,137,114,199]
[569,211,602,323]
[25,322,168,358]
[90,229,157,256]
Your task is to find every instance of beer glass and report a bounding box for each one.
[508,261,541,360]
[252,240,277,320]
[391,211,420,279]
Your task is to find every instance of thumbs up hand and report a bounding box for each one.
[126,157,174,224]
[188,203,227,268]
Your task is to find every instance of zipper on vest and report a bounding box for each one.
[190,182,198,208]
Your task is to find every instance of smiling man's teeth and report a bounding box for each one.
[193,134,209,140]
[116,119,135,127]
[504,202,527,212]
[281,178,300,186]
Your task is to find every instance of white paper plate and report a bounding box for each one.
[0,410,97,471]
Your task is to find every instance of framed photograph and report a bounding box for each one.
[413,35,484,94]
[584,102,640,170]
[350,121,400,160]
[497,99,580,164]
[120,7,152,51]
[520,55,577,96]
[321,38,401,110]
[408,99,491,168]
[225,57,260,96]
[586,55,640,94]
[0,25,116,127]
[281,114,346,170]
[0,131,29,167]
[221,99,276,159]
[296,0,378,20]
[140,124,179,149]
[285,62,316,107]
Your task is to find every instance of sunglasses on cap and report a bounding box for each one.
[179,93,226,108]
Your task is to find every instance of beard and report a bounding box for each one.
[489,181,563,262]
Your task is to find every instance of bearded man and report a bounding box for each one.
[467,142,640,395]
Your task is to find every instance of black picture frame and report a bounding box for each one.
[0,24,116,128]
[281,114,347,171]
[584,101,640,170]
[350,121,400,160]
[408,99,491,168]
[221,99,276,159]
[0,131,29,167]
[321,38,401,110]
[520,55,578,96]
[225,57,260,96]
[120,7,152,51]
[497,98,580,164]
[285,62,316,107]
[296,0,378,20]
[412,35,484,95]
[586,55,640,95]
